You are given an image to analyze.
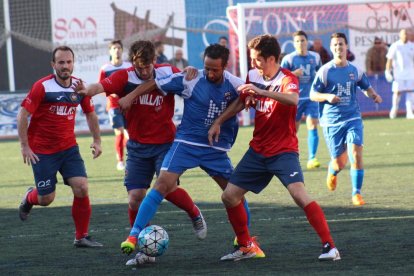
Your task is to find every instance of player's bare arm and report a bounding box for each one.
[208,97,244,145]
[17,107,39,165]
[364,87,382,103]
[238,83,299,105]
[85,111,102,159]
[310,91,340,104]
[118,80,157,111]
[73,81,105,97]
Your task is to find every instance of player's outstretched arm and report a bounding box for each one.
[118,80,157,111]
[310,91,340,104]
[73,80,105,97]
[17,108,39,165]
[85,111,102,159]
[238,83,298,105]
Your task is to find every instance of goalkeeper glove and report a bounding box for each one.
[385,70,393,82]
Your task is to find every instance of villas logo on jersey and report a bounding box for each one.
[256,99,273,113]
[138,94,164,107]
[49,105,77,116]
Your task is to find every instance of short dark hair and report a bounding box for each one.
[331,32,348,44]
[218,36,228,42]
[292,30,308,40]
[129,40,155,66]
[203,43,229,67]
[248,34,281,61]
[52,46,74,62]
[153,41,163,48]
[109,40,123,49]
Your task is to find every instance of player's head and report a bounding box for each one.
[218,36,228,48]
[108,40,123,63]
[293,30,308,55]
[154,41,165,54]
[203,43,229,84]
[51,46,75,81]
[399,28,408,43]
[248,34,280,77]
[330,33,348,61]
[129,40,156,80]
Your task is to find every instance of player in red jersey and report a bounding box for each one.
[99,40,131,171]
[74,40,205,266]
[17,46,103,248]
[208,35,340,261]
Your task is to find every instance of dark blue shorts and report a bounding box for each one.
[229,148,304,194]
[108,108,126,129]
[124,140,172,191]
[31,145,87,196]
[162,142,233,180]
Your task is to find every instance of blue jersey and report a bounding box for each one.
[311,61,371,127]
[155,70,244,151]
[281,51,321,100]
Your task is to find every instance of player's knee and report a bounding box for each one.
[38,194,54,206]
[128,189,145,209]
[221,190,237,207]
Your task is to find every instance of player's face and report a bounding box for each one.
[52,50,74,81]
[110,44,123,61]
[294,35,308,55]
[204,56,225,84]
[330,37,347,61]
[134,59,155,80]
[250,49,275,77]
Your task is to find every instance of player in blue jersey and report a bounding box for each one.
[281,31,322,169]
[118,44,252,259]
[310,33,382,206]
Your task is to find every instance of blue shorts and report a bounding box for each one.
[108,108,126,129]
[296,99,319,121]
[322,119,364,158]
[162,142,233,180]
[31,145,87,196]
[124,140,172,191]
[229,148,304,194]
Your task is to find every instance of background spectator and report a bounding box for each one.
[154,41,169,64]
[365,37,387,76]
[309,38,331,64]
[169,48,189,70]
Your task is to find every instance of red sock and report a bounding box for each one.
[304,201,335,248]
[27,188,39,205]
[128,208,138,227]
[165,187,200,219]
[72,196,91,240]
[226,201,251,247]
[115,133,124,161]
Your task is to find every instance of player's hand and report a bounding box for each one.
[372,93,382,104]
[90,142,102,159]
[20,145,39,166]
[244,95,256,110]
[183,66,198,80]
[293,68,303,77]
[72,79,88,95]
[326,94,340,104]
[384,70,393,83]
[118,96,133,112]
[238,84,266,97]
[208,123,221,146]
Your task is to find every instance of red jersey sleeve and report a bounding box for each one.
[21,80,46,114]
[280,70,299,94]
[80,95,95,114]
[100,69,128,97]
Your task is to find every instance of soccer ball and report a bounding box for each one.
[138,225,169,257]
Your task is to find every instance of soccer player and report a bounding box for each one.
[385,28,414,119]
[17,46,103,248]
[99,40,131,170]
[117,44,251,260]
[75,40,206,265]
[281,30,322,169]
[208,34,340,261]
[310,33,382,206]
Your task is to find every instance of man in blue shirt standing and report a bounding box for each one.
[281,31,322,169]
[310,33,382,206]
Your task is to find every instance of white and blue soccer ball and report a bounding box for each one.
[138,225,169,257]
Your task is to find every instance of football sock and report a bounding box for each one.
[128,207,138,227]
[328,162,339,176]
[165,187,200,219]
[226,201,251,247]
[115,133,124,162]
[72,196,91,240]
[130,189,164,237]
[304,201,335,248]
[27,188,39,205]
[242,197,251,227]
[350,168,364,196]
[308,129,319,160]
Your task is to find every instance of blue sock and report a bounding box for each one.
[130,189,164,237]
[328,162,339,176]
[350,168,364,196]
[242,198,250,228]
[307,129,319,160]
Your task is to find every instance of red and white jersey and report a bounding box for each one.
[100,64,180,144]
[21,74,94,154]
[98,61,132,110]
[246,68,299,157]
